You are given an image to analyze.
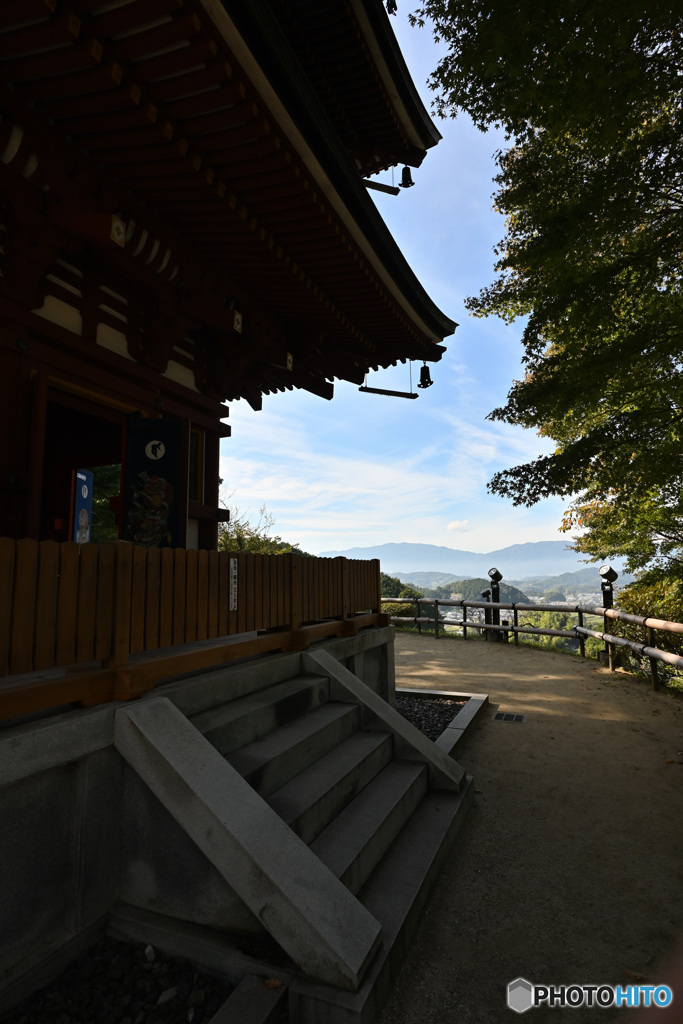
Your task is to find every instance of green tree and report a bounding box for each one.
[89,464,121,544]
[411,1,683,581]
[410,1,682,147]
[380,572,445,628]
[217,505,311,556]
[613,579,683,659]
[518,609,579,653]
[380,572,405,599]
[478,119,683,510]
[562,490,683,585]
[380,572,423,600]
[447,578,530,603]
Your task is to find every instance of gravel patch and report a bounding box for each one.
[2,937,232,1024]
[394,694,468,741]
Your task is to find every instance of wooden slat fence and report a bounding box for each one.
[0,538,381,678]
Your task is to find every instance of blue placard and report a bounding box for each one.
[73,469,94,544]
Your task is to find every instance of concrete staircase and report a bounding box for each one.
[112,647,473,1024]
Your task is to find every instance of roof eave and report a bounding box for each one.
[348,0,442,159]
[205,0,456,342]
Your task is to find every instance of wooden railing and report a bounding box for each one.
[0,539,382,719]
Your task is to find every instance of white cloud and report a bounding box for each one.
[219,398,570,556]
[213,84,570,561]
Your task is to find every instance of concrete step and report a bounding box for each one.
[288,776,475,1024]
[113,662,474,1024]
[190,674,330,755]
[159,650,307,719]
[309,760,428,895]
[266,730,393,845]
[164,657,474,1022]
[225,701,359,797]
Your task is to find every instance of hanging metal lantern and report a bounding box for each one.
[400,166,415,188]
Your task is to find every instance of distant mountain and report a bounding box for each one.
[392,571,470,589]
[317,540,625,580]
[508,566,635,595]
[393,565,634,597]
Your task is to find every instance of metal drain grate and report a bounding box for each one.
[493,712,526,723]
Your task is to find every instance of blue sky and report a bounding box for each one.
[219,11,569,557]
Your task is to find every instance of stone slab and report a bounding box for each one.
[157,650,303,717]
[287,776,475,1024]
[0,704,115,788]
[114,697,381,991]
[435,696,489,757]
[310,761,427,894]
[266,731,392,844]
[304,650,466,791]
[225,701,359,797]
[107,905,299,987]
[192,674,330,754]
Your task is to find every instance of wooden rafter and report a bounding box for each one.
[0,0,450,406]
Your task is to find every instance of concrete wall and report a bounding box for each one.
[328,627,396,705]
[120,765,260,933]
[0,627,395,1011]
[0,709,122,1012]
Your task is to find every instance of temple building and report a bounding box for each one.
[0,0,455,550]
[0,8,472,1022]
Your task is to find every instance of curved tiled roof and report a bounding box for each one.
[0,0,455,407]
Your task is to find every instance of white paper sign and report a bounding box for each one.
[229,558,238,611]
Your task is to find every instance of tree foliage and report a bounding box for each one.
[381,572,443,627]
[441,578,530,604]
[89,464,121,544]
[410,0,682,147]
[562,489,683,584]
[517,609,579,654]
[615,579,683,660]
[479,118,683,512]
[380,571,424,600]
[217,505,311,556]
[411,0,683,580]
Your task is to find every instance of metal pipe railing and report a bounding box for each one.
[575,627,683,671]
[578,606,683,634]
[381,594,683,690]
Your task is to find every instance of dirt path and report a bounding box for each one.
[379,633,683,1024]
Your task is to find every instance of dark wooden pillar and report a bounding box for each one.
[197,427,221,550]
[0,342,34,539]
[25,367,48,540]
